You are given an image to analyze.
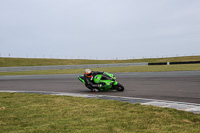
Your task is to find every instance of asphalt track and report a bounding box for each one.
[0,71,200,104]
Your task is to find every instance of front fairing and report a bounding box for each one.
[93,73,118,90]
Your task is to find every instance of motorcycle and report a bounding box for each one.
[78,72,124,92]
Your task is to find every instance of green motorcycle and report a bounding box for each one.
[78,72,124,92]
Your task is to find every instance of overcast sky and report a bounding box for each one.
[1,0,200,59]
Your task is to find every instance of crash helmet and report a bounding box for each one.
[85,69,92,78]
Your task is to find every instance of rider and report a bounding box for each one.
[84,69,104,92]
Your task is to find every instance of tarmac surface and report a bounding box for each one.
[0,71,200,104]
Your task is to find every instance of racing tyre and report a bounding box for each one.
[116,83,124,91]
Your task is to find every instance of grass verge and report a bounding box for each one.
[0,64,200,76]
[0,56,200,67]
[0,93,200,133]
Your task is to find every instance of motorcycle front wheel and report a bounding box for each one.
[115,83,124,91]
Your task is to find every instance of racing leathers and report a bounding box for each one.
[84,71,104,91]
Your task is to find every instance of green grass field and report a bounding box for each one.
[0,56,200,67]
[0,93,200,133]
